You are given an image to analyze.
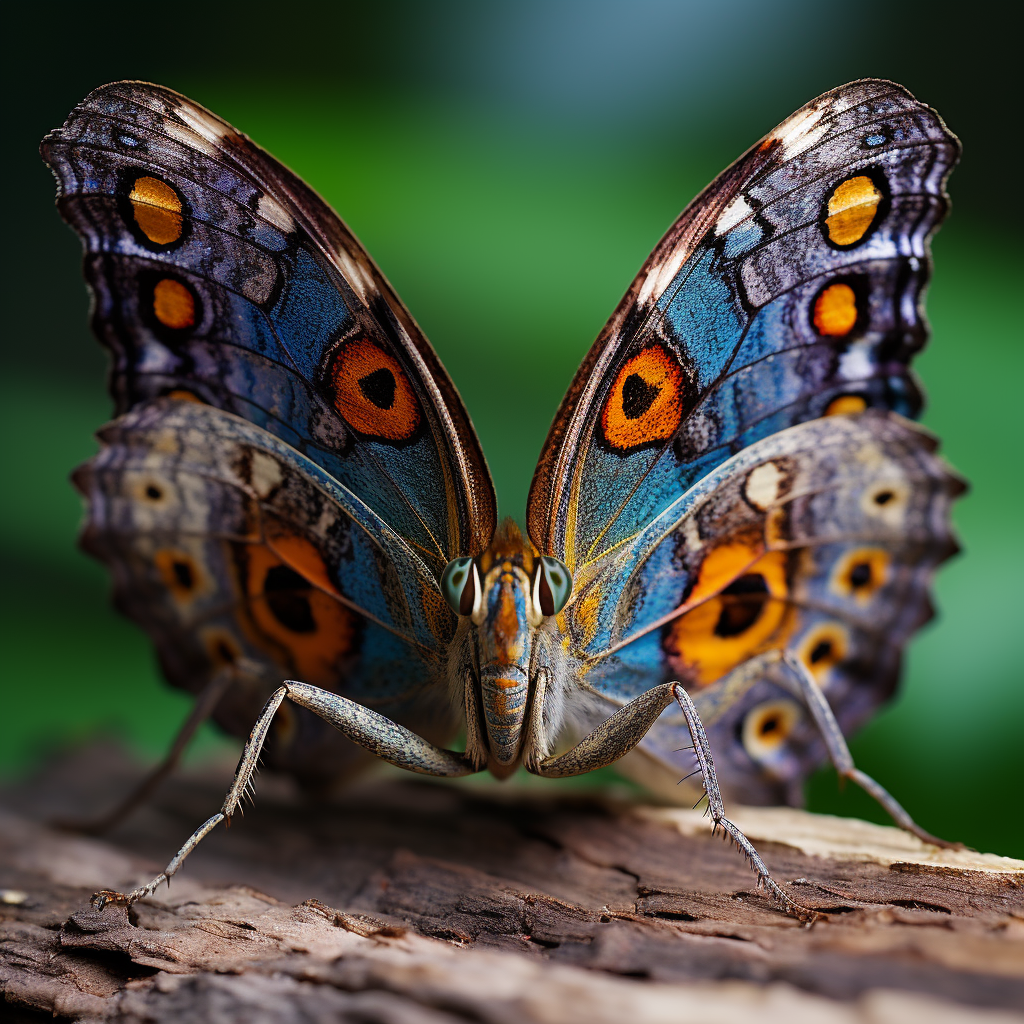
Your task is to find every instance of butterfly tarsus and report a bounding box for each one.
[671,683,818,922]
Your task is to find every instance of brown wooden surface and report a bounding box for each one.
[2,744,1023,1023]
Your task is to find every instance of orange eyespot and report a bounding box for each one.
[824,175,884,247]
[797,621,850,682]
[152,278,196,330]
[742,700,802,761]
[129,175,184,246]
[812,282,859,336]
[240,536,358,688]
[202,629,241,668]
[664,547,793,687]
[327,338,421,441]
[154,549,203,602]
[825,394,867,416]
[831,547,891,603]
[601,344,687,452]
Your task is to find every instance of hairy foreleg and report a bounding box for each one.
[533,682,814,919]
[92,681,477,909]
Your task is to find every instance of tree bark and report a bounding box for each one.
[2,744,1022,1023]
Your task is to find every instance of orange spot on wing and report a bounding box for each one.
[154,549,203,602]
[167,389,205,403]
[825,394,867,416]
[812,282,858,336]
[831,547,890,604]
[153,278,196,329]
[201,629,241,668]
[683,542,765,607]
[327,338,421,441]
[665,547,793,687]
[129,175,184,245]
[264,522,344,599]
[825,175,883,247]
[797,621,850,683]
[601,344,686,452]
[240,533,358,687]
[742,699,801,760]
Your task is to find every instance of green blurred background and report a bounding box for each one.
[3,1,1020,856]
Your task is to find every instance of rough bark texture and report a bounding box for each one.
[2,744,1022,1023]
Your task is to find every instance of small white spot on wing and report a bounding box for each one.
[250,450,284,499]
[745,461,784,511]
[715,194,752,236]
[838,342,874,382]
[174,102,233,146]
[257,192,296,233]
[636,245,688,308]
[770,103,828,159]
[162,118,220,158]
[334,244,378,304]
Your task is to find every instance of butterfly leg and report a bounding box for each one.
[92,681,478,909]
[533,682,814,920]
[778,653,961,849]
[55,668,235,835]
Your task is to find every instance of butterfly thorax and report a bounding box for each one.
[450,520,551,777]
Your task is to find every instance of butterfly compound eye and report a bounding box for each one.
[441,557,478,616]
[534,556,573,617]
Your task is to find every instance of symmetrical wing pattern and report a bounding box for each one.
[528,80,960,801]
[42,82,495,780]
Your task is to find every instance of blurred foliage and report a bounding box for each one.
[2,0,1020,856]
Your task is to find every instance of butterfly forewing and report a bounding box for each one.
[42,81,496,568]
[528,80,958,566]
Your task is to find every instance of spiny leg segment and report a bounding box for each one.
[536,681,815,919]
[778,653,960,850]
[91,683,476,909]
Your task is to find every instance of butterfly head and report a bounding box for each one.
[440,519,572,774]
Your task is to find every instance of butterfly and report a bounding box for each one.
[41,78,962,918]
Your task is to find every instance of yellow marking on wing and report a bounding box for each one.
[665,548,793,687]
[797,621,850,684]
[825,175,883,246]
[129,175,184,245]
[825,394,867,416]
[831,547,891,605]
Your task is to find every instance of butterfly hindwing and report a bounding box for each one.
[42,81,496,574]
[567,410,962,801]
[74,399,459,782]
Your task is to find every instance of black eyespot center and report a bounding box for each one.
[145,484,163,500]
[849,562,872,589]
[621,373,660,419]
[358,367,397,409]
[172,559,194,590]
[874,490,894,505]
[809,639,833,664]
[264,564,316,633]
[760,715,780,736]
